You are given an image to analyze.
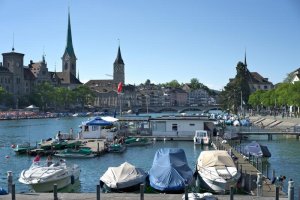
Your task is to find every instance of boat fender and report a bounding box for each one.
[71,175,75,184]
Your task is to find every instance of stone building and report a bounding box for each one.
[55,10,81,89]
[0,10,81,107]
[229,53,274,93]
[85,45,125,108]
[0,50,35,103]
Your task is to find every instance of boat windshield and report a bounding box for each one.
[195,131,207,137]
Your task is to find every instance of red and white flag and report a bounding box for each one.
[117,82,123,93]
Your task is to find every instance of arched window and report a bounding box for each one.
[64,63,68,70]
[72,64,75,70]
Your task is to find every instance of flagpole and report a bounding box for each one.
[119,93,122,116]
[241,91,243,116]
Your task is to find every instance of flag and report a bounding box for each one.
[117,82,123,93]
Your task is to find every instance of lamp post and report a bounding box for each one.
[145,95,149,114]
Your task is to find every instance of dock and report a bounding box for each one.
[0,193,288,200]
[81,139,107,155]
[211,137,286,197]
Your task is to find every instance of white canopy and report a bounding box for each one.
[101,116,119,122]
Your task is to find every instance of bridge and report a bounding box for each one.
[97,105,222,114]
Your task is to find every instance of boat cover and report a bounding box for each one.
[100,162,147,189]
[198,150,235,168]
[149,148,193,191]
[243,141,271,158]
[83,117,113,126]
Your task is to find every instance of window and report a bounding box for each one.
[189,124,195,126]
[64,63,68,70]
[172,124,178,131]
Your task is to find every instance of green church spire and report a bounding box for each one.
[64,9,76,59]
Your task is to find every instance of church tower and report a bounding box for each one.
[62,9,77,76]
[113,46,125,84]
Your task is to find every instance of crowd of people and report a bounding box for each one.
[0,111,57,120]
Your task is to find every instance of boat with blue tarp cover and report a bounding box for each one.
[149,148,193,192]
[242,141,271,161]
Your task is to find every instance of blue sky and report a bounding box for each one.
[0,0,299,90]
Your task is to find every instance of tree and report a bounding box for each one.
[220,62,251,114]
[73,85,95,111]
[30,82,55,111]
[248,90,266,109]
[0,87,13,107]
[160,80,181,88]
[190,78,200,90]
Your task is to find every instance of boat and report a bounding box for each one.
[196,150,240,194]
[193,130,210,145]
[242,141,271,161]
[125,137,152,146]
[107,143,126,153]
[19,161,80,192]
[100,162,147,192]
[54,148,95,158]
[12,142,35,154]
[149,148,193,192]
[39,139,68,150]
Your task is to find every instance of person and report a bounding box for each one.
[272,175,286,191]
[33,154,41,163]
[46,155,53,167]
[69,128,73,139]
[57,131,62,141]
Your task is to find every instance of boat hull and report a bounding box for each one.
[30,172,79,192]
[54,153,95,158]
[197,173,239,194]
[193,137,210,145]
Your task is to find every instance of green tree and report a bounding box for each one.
[190,78,200,90]
[220,62,251,114]
[0,87,13,107]
[73,85,95,111]
[30,82,55,111]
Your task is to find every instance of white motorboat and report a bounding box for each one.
[19,161,80,192]
[196,150,240,194]
[194,130,210,145]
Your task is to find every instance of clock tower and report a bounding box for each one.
[113,46,125,84]
[62,10,77,76]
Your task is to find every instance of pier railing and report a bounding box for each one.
[211,136,294,198]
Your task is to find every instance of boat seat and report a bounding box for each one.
[216,167,232,180]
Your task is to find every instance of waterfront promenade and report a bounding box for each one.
[248,114,300,130]
[0,193,288,200]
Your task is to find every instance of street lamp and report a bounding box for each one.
[145,95,149,114]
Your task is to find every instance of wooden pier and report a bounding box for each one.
[211,137,286,197]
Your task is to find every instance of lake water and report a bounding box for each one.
[0,116,299,198]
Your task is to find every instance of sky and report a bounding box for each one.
[0,0,299,91]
